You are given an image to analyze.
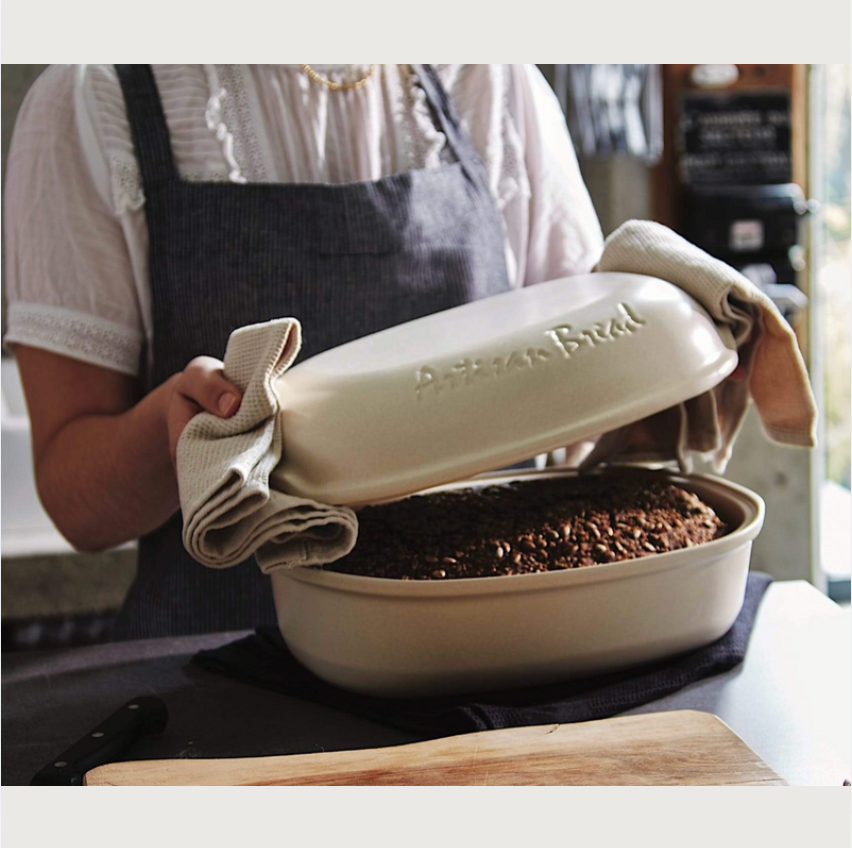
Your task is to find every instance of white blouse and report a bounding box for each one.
[3,64,604,377]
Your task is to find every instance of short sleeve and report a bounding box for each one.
[510,64,605,285]
[3,65,145,376]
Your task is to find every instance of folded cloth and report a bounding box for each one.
[592,220,817,471]
[193,571,772,737]
[177,318,358,573]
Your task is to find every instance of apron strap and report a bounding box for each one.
[410,65,482,179]
[114,65,178,188]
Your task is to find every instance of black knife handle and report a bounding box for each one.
[31,696,169,785]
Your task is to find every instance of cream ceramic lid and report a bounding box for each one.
[271,273,738,505]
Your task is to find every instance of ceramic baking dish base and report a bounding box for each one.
[271,467,764,698]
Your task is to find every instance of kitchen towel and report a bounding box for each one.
[177,318,358,572]
[591,220,817,471]
[193,571,772,737]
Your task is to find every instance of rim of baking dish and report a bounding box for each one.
[274,468,765,599]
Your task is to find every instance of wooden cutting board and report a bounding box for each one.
[84,710,785,786]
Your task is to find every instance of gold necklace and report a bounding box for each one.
[300,64,378,92]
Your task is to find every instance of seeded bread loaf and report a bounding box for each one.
[323,474,728,580]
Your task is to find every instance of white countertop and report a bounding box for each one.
[625,580,851,785]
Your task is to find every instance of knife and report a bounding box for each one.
[31,696,169,785]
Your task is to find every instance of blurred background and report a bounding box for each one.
[2,64,850,649]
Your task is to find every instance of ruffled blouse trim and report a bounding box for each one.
[4,302,144,376]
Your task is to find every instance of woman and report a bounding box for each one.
[4,65,603,639]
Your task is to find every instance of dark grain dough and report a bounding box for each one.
[323,473,728,581]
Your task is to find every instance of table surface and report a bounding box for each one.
[2,580,849,786]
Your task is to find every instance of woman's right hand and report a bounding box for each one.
[164,356,242,469]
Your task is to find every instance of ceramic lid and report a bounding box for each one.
[271,272,737,505]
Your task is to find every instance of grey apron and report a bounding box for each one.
[113,64,511,639]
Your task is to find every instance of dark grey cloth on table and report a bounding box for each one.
[194,571,773,737]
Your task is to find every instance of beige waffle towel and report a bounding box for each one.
[588,220,817,471]
[177,318,358,572]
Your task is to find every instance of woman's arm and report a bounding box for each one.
[15,345,241,553]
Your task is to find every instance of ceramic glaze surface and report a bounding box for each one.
[271,273,738,505]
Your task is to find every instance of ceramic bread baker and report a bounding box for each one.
[172,226,816,696]
[5,65,604,639]
[174,276,777,697]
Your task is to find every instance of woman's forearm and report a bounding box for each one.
[35,377,180,552]
[16,345,242,554]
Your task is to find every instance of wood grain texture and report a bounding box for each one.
[85,710,785,786]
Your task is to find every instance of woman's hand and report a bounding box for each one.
[164,357,242,468]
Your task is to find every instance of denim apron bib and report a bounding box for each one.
[113,64,511,639]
